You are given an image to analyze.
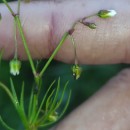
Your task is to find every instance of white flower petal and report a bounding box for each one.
[108,10,117,17]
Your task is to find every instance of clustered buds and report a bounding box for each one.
[10,59,21,76]
[97,10,117,18]
[72,64,82,80]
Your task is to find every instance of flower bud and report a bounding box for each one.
[10,59,21,76]
[48,111,58,122]
[72,65,82,80]
[98,10,117,18]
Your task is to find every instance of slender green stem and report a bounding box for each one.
[2,0,36,77]
[2,0,15,15]
[80,14,97,22]
[14,19,18,59]
[39,32,69,77]
[14,16,36,76]
[29,95,38,123]
[17,109,29,129]
[69,35,78,65]
[17,0,21,15]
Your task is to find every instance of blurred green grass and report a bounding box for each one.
[0,0,129,130]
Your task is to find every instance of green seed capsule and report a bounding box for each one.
[72,65,82,80]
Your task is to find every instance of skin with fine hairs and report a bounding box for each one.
[1,0,130,130]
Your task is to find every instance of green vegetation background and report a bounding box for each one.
[0,0,129,130]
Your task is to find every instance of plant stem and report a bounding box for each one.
[39,15,92,77]
[69,35,78,65]
[39,32,69,78]
[14,19,18,59]
[2,0,15,15]
[17,0,21,15]
[14,16,36,76]
[2,0,37,77]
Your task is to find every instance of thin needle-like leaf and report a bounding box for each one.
[48,78,60,111]
[33,80,56,123]
[20,82,25,112]
[0,82,15,106]
[40,90,71,128]
[19,82,28,125]
[53,81,69,112]
[37,79,60,124]
[58,89,71,119]
[28,89,34,119]
[10,78,19,107]
[0,116,15,130]
[45,89,55,111]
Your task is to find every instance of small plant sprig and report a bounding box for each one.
[0,0,117,129]
[0,0,71,130]
[70,9,117,79]
[0,78,71,130]
[9,17,21,76]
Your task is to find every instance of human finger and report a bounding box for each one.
[0,0,130,64]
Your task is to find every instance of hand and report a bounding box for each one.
[0,0,130,129]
